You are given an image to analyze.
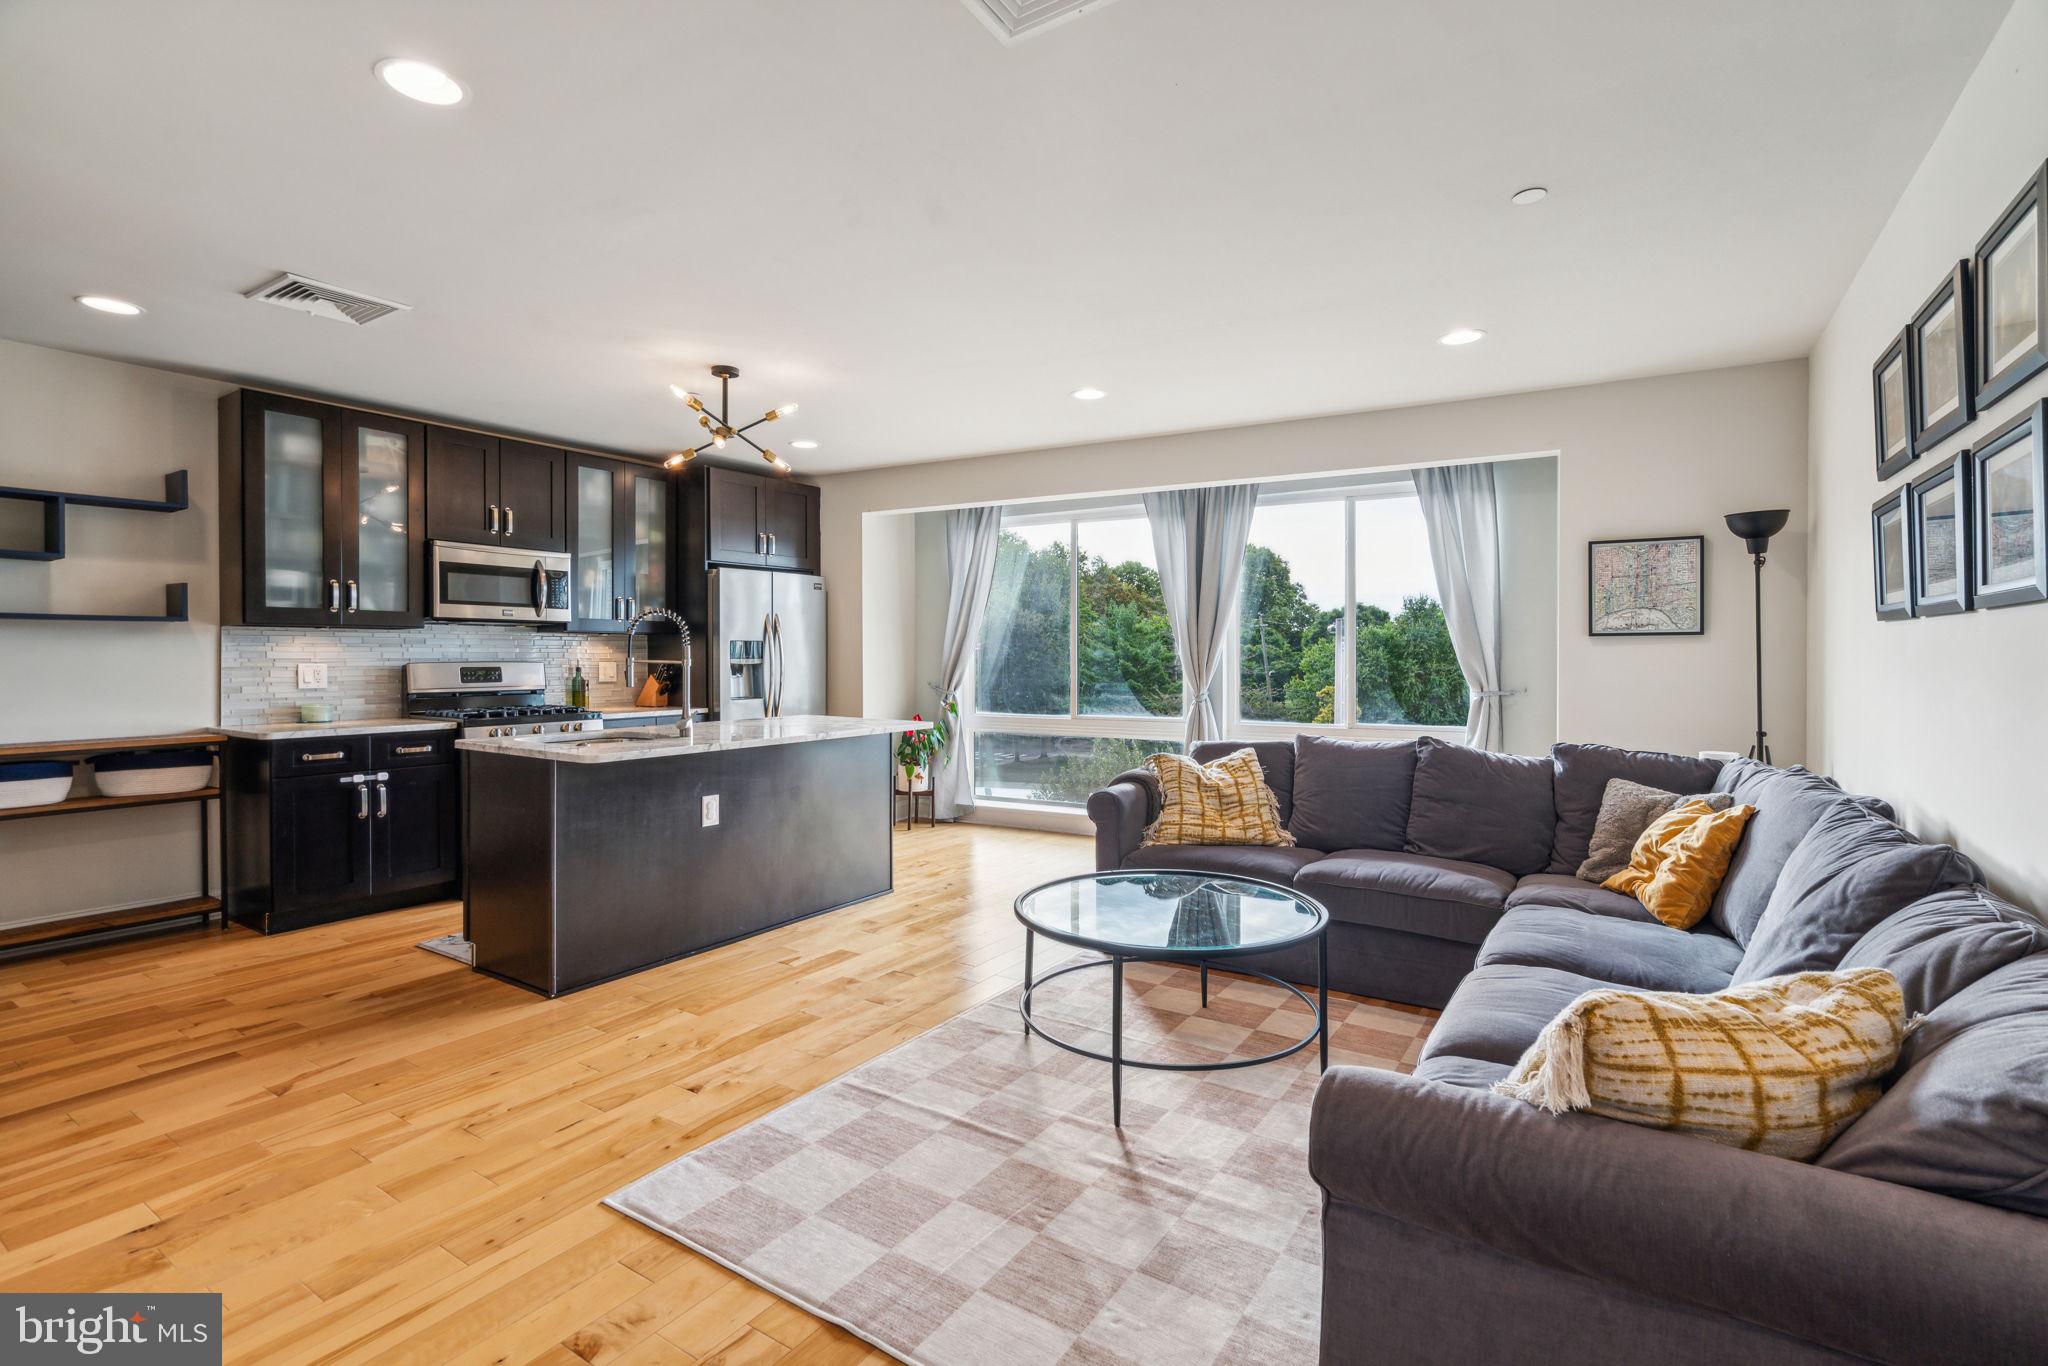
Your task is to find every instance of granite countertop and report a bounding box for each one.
[220,718,459,740]
[456,715,929,764]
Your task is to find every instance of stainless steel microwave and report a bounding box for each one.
[429,540,571,623]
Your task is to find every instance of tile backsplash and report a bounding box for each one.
[220,622,678,727]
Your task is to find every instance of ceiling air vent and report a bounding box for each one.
[243,272,411,326]
[959,0,1124,44]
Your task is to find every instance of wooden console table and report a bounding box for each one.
[0,731,227,964]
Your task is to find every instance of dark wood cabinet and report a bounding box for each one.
[689,466,820,573]
[377,762,461,895]
[569,455,678,632]
[219,390,427,628]
[424,429,568,552]
[270,773,375,914]
[225,731,461,933]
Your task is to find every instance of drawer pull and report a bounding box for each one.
[300,750,346,762]
[393,744,435,756]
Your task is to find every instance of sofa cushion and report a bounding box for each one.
[1840,885,2048,1016]
[1602,799,1755,931]
[1412,1054,1513,1090]
[1403,736,1555,877]
[1420,963,1613,1067]
[1138,749,1294,849]
[1123,843,1326,885]
[1733,801,1977,984]
[1285,734,1415,853]
[1476,906,1742,994]
[1505,873,1656,923]
[1706,760,1859,945]
[1817,953,2048,1217]
[1190,740,1294,826]
[1547,742,1723,875]
[1296,850,1514,945]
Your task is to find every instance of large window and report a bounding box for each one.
[974,511,1183,805]
[1238,485,1468,730]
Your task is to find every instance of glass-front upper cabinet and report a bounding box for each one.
[340,412,426,627]
[570,458,618,631]
[226,391,426,628]
[627,468,670,617]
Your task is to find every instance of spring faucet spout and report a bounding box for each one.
[626,608,697,735]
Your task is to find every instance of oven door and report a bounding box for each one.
[430,541,571,623]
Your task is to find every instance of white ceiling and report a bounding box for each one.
[0,0,2012,473]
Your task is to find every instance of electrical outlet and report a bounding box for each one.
[297,663,329,689]
[701,794,720,827]
[597,660,618,684]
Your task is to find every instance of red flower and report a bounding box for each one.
[912,714,923,722]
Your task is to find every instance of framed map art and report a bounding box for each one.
[1588,535,1705,636]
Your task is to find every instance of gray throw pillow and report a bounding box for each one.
[1839,885,2048,1016]
[1733,800,1978,983]
[1818,953,2048,1217]
[1546,742,1724,875]
[1286,735,1416,853]
[1575,778,1733,884]
[1403,736,1555,876]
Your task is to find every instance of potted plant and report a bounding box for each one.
[896,695,957,792]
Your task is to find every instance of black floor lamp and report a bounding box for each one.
[1724,508,1790,764]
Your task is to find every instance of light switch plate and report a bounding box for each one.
[297,663,329,689]
[701,794,720,827]
[597,660,618,684]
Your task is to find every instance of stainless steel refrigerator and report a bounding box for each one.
[706,569,828,719]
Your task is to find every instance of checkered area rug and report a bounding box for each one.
[606,960,1433,1365]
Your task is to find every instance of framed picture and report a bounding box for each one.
[1871,489,1914,621]
[1907,452,1971,615]
[1588,535,1704,636]
[1909,261,1975,454]
[1969,398,2048,609]
[1974,161,2048,410]
[1873,327,1915,478]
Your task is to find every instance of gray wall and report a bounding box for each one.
[1807,0,2048,906]
[824,361,1807,763]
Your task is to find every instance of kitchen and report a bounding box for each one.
[3,372,923,988]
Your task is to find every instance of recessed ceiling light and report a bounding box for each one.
[1071,387,1107,401]
[1438,328,1486,346]
[375,58,467,106]
[1510,186,1549,206]
[790,439,819,450]
[76,295,143,315]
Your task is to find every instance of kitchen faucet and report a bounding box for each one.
[626,607,701,737]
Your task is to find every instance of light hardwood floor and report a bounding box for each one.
[0,822,1097,1364]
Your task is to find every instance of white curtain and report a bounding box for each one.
[1413,463,1506,750]
[1143,484,1259,748]
[935,506,1001,819]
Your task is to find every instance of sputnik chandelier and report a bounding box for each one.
[664,364,799,473]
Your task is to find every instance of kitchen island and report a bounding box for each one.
[455,715,927,996]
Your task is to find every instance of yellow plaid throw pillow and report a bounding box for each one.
[1140,749,1294,848]
[1493,968,1907,1159]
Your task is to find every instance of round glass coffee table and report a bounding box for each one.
[1014,870,1330,1127]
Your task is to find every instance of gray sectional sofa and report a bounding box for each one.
[1087,736,2048,1364]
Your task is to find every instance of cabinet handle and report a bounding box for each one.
[328,579,342,613]
[346,579,359,613]
[767,533,776,556]
[757,531,766,555]
[376,782,389,818]
[301,750,345,763]
[505,506,515,536]
[488,504,500,534]
[356,782,370,820]
[393,744,434,756]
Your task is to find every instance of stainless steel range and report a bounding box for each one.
[403,660,599,739]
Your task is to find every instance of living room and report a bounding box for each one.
[1,2,2044,1363]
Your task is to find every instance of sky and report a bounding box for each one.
[1014,491,1442,617]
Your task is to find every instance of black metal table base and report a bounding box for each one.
[1019,930,1330,1127]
